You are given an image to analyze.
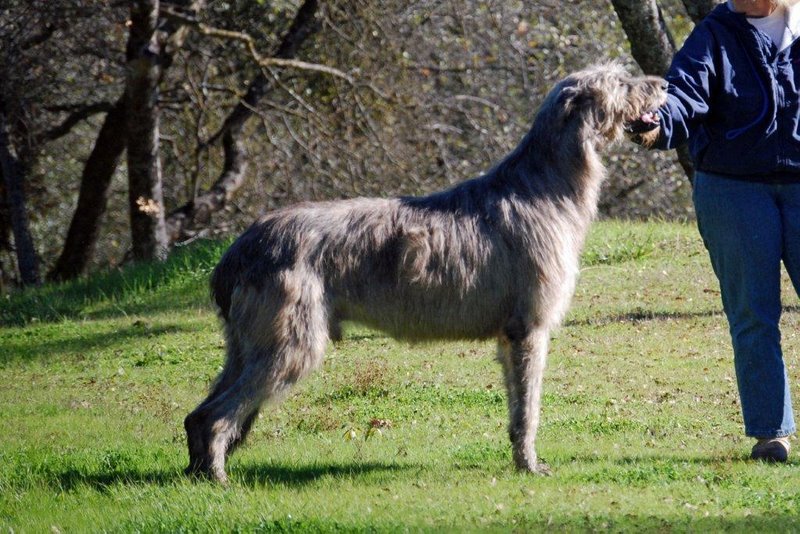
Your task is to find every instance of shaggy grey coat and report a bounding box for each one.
[185,63,667,483]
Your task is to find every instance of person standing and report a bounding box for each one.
[647,0,800,462]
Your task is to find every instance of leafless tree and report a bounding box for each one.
[49,0,205,280]
[2,0,711,288]
[0,0,117,285]
[0,101,39,285]
[164,0,321,244]
[125,0,169,262]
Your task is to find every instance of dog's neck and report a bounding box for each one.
[501,112,606,215]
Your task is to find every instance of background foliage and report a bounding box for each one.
[0,0,697,284]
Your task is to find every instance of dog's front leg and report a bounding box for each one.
[501,324,551,475]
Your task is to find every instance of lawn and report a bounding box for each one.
[1,221,799,532]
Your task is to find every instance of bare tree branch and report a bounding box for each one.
[165,0,321,243]
[161,0,391,150]
[203,0,320,147]
[35,102,114,143]
[165,15,354,84]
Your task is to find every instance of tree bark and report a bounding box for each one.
[610,0,675,76]
[49,0,205,281]
[0,105,40,286]
[126,0,168,262]
[48,97,127,281]
[681,0,721,23]
[0,182,9,291]
[165,0,320,243]
[611,0,696,180]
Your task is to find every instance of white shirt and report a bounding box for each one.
[727,1,800,51]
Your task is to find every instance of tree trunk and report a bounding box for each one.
[165,0,320,243]
[611,0,696,180]
[126,0,168,262]
[49,0,205,281]
[681,0,721,23]
[0,106,40,286]
[610,0,675,76]
[48,97,127,281]
[0,173,11,254]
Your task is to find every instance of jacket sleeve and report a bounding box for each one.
[653,24,718,150]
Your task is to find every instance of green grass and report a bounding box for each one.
[2,220,800,532]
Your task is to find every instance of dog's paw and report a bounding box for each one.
[513,451,552,476]
[184,462,230,485]
[514,461,551,476]
[532,462,552,476]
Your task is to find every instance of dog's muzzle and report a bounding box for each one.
[624,111,660,135]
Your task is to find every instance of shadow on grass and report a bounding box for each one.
[552,452,761,467]
[231,460,413,487]
[51,460,412,491]
[55,466,184,490]
[568,304,800,328]
[0,322,203,363]
[1,239,228,327]
[493,513,800,531]
[566,308,722,327]
[544,452,799,487]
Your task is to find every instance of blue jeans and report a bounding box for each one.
[694,172,798,438]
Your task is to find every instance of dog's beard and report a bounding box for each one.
[623,110,660,135]
[627,126,661,147]
[623,109,661,147]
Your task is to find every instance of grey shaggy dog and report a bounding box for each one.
[185,63,667,483]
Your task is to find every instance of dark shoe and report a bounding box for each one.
[751,437,791,463]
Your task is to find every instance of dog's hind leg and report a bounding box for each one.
[186,272,329,483]
[185,326,250,476]
[184,378,261,479]
[188,337,325,484]
[199,360,277,483]
[328,308,343,343]
[501,317,551,475]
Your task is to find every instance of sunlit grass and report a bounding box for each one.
[2,221,799,531]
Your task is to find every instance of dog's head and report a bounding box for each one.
[555,63,667,147]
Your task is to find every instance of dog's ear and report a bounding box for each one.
[558,85,593,121]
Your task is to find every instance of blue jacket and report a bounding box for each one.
[656,3,800,182]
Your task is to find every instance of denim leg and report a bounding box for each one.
[693,172,795,438]
[778,183,800,298]
[776,184,800,434]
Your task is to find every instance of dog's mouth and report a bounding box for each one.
[623,110,660,135]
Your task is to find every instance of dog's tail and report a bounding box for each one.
[210,219,287,322]
[210,247,238,322]
[210,224,260,322]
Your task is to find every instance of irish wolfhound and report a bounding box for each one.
[185,63,667,483]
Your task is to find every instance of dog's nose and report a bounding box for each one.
[661,80,669,91]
